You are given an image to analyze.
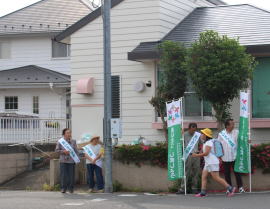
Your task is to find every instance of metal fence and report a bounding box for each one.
[0,117,71,144]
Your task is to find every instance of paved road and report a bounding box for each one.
[0,191,270,209]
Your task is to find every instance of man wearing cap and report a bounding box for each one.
[218,119,245,193]
[176,123,201,194]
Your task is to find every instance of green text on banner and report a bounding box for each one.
[235,92,250,173]
[166,100,184,180]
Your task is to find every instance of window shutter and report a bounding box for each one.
[111,76,120,118]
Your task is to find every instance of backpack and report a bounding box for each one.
[211,139,224,158]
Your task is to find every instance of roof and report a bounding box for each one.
[128,4,270,61]
[206,0,226,5]
[0,65,70,87]
[0,0,92,35]
[55,0,124,42]
[55,0,225,42]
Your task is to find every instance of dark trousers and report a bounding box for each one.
[60,163,75,191]
[87,164,104,190]
[223,161,243,188]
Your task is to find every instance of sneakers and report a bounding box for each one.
[68,189,74,194]
[239,187,246,193]
[195,193,207,197]
[88,188,93,193]
[61,189,66,193]
[96,189,104,193]
[227,187,236,197]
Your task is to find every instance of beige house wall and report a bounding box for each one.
[70,0,217,143]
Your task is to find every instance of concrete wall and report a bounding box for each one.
[50,159,270,192]
[0,146,29,184]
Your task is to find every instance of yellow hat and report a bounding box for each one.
[201,128,213,138]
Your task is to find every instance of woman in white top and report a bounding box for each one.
[192,128,235,197]
[85,136,104,193]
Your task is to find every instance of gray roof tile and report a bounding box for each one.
[0,65,70,84]
[0,0,92,35]
[129,4,270,60]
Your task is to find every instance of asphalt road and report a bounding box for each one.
[0,191,270,209]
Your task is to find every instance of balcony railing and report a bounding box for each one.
[0,117,71,144]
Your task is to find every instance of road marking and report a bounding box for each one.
[91,198,107,202]
[144,193,158,196]
[62,203,85,206]
[118,194,138,197]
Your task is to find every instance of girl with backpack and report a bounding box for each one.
[191,128,236,197]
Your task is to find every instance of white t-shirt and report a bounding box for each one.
[203,140,219,165]
[218,129,238,162]
[86,144,102,164]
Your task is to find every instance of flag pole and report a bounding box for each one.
[180,97,187,195]
[248,90,252,193]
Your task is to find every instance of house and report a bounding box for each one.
[55,0,236,143]
[0,0,93,121]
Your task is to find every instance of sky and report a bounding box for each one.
[0,0,270,17]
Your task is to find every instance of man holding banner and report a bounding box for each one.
[55,128,80,194]
[176,123,201,194]
[218,119,245,193]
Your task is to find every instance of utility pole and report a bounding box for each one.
[102,0,113,193]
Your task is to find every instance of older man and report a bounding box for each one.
[218,119,245,193]
[176,123,201,194]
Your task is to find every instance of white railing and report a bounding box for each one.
[0,117,71,144]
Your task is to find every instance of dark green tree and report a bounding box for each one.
[186,30,256,129]
[150,41,187,140]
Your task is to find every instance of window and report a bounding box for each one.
[52,40,70,58]
[33,96,39,114]
[5,96,18,110]
[157,65,212,119]
[183,80,212,118]
[111,75,121,118]
[252,57,270,118]
[0,42,11,59]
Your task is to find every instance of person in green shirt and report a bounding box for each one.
[176,123,201,194]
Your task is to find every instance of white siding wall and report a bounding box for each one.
[0,36,70,75]
[70,0,216,143]
[0,88,67,118]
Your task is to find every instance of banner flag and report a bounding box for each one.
[167,99,184,181]
[235,92,250,173]
[184,132,201,161]
[59,138,80,164]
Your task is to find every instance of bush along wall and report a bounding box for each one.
[114,143,270,174]
[113,143,167,168]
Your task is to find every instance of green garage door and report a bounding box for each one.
[252,57,270,118]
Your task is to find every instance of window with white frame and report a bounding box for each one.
[33,96,39,114]
[157,65,212,119]
[5,96,18,111]
[0,42,11,59]
[52,40,70,58]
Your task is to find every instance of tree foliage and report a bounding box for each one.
[149,41,187,140]
[186,30,257,129]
